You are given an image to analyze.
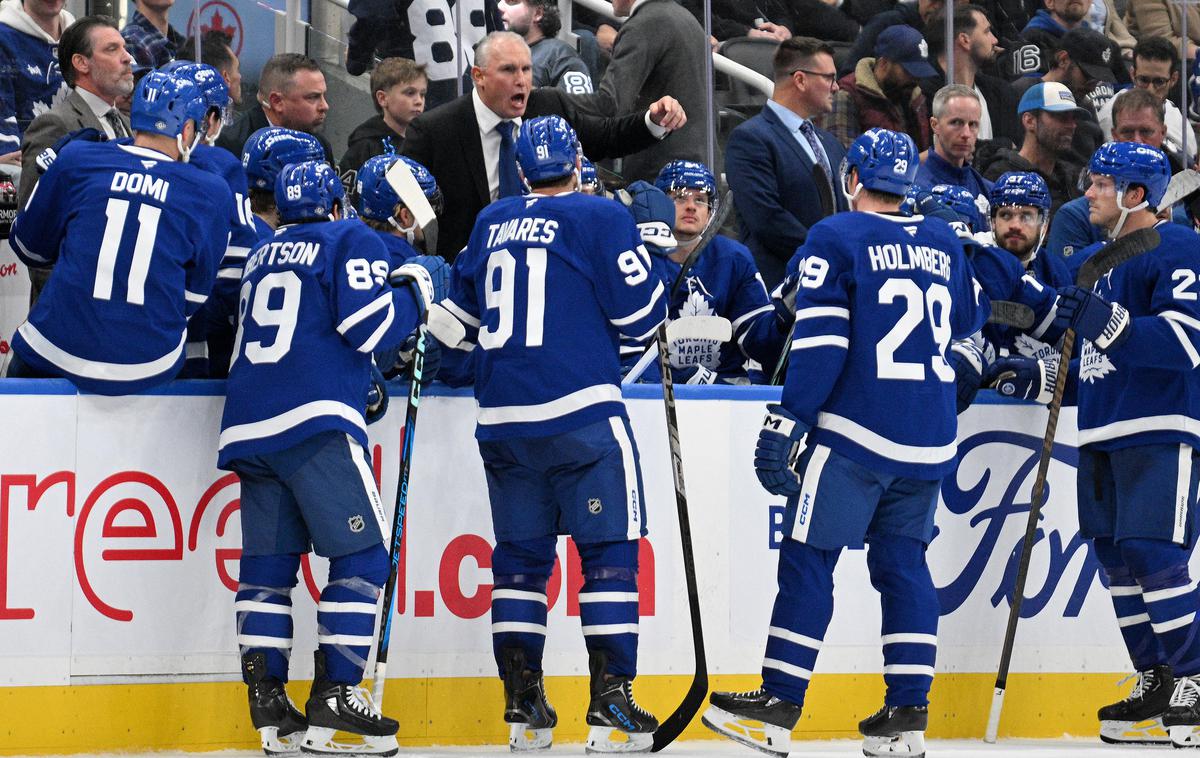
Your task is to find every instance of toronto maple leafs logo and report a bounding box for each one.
[680,284,715,317]
[1079,340,1116,383]
[25,63,41,77]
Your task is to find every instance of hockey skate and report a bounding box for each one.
[1097,664,1171,745]
[859,704,927,758]
[301,652,399,756]
[243,652,308,756]
[1163,673,1200,747]
[501,648,557,752]
[701,687,802,758]
[584,651,658,753]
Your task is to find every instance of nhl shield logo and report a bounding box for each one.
[348,515,365,533]
[588,498,603,515]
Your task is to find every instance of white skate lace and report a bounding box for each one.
[344,684,384,720]
[1170,676,1200,708]
[620,681,655,720]
[1115,670,1151,702]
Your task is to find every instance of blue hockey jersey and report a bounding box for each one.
[443,191,667,440]
[783,211,990,479]
[0,0,71,152]
[218,219,424,466]
[370,227,420,268]
[9,140,232,394]
[1074,223,1200,451]
[970,242,1062,357]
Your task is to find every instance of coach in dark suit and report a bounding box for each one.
[402,31,686,259]
[726,37,848,288]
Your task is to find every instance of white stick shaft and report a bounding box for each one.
[984,686,1004,743]
[372,662,388,706]
[622,342,660,385]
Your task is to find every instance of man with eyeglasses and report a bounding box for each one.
[1098,36,1195,167]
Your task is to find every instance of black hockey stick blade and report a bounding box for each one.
[1077,226,1160,288]
[987,300,1035,329]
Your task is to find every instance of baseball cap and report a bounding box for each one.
[621,180,677,252]
[1017,81,1088,115]
[874,25,938,79]
[1059,27,1117,83]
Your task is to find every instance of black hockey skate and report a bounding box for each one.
[1098,664,1172,745]
[301,651,399,756]
[859,704,927,758]
[502,647,557,752]
[243,652,308,756]
[1163,674,1200,747]
[701,687,802,758]
[584,651,658,754]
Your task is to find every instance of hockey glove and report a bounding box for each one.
[754,403,809,497]
[674,364,718,384]
[366,363,389,424]
[983,355,1058,404]
[390,254,450,312]
[1054,285,1132,352]
[948,338,986,414]
[36,127,105,174]
[771,273,800,336]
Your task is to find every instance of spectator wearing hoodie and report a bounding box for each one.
[341,57,427,188]
[1021,0,1130,83]
[0,0,73,163]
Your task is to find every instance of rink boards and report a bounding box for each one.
[0,381,1151,753]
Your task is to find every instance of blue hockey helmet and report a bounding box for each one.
[580,155,600,193]
[1088,141,1171,209]
[989,171,1051,213]
[275,160,345,223]
[242,127,326,191]
[130,71,208,140]
[929,184,988,233]
[159,61,230,140]
[356,154,444,221]
[654,159,717,199]
[515,115,580,185]
[841,128,919,200]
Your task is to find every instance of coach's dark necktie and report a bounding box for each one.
[105,109,128,139]
[799,120,834,208]
[496,120,523,198]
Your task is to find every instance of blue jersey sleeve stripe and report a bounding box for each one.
[218,399,366,450]
[336,292,392,336]
[610,280,665,327]
[791,335,849,351]
[443,298,481,328]
[18,322,185,381]
[731,304,772,332]
[354,301,396,354]
[1079,413,1200,446]
[816,411,958,465]
[795,306,850,321]
[477,383,621,426]
[1163,317,1200,368]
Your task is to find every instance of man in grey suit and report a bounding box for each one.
[17,15,133,303]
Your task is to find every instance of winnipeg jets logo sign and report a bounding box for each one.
[1079,340,1116,384]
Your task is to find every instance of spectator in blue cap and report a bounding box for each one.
[980,81,1085,217]
[816,25,934,151]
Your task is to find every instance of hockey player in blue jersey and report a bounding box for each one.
[218,159,446,756]
[242,126,327,235]
[430,115,665,752]
[703,128,990,758]
[988,142,1200,747]
[989,172,1071,289]
[6,71,233,394]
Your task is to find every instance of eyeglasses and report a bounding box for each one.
[792,69,838,87]
[1135,74,1172,88]
[669,189,712,209]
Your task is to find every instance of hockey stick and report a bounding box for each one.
[987,300,1036,329]
[648,190,732,752]
[371,323,427,706]
[984,226,1160,743]
[1159,169,1200,213]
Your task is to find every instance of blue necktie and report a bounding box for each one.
[496,120,523,198]
[799,120,834,199]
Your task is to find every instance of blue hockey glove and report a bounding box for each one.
[948,339,986,414]
[390,254,450,311]
[771,273,800,336]
[983,355,1057,404]
[754,403,809,497]
[674,364,718,384]
[366,363,389,424]
[35,127,105,174]
[1054,285,1132,352]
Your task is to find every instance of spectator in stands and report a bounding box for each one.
[500,0,593,93]
[1047,88,1173,260]
[818,25,934,151]
[400,31,685,259]
[215,53,334,164]
[919,5,1022,146]
[681,0,860,45]
[839,0,945,77]
[121,0,184,69]
[178,31,242,106]
[1125,0,1200,63]
[1097,37,1195,167]
[1021,0,1130,83]
[566,0,706,182]
[725,37,846,288]
[980,81,1084,217]
[340,58,426,186]
[0,0,74,163]
[916,85,993,210]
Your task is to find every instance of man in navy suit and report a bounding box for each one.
[726,37,848,288]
